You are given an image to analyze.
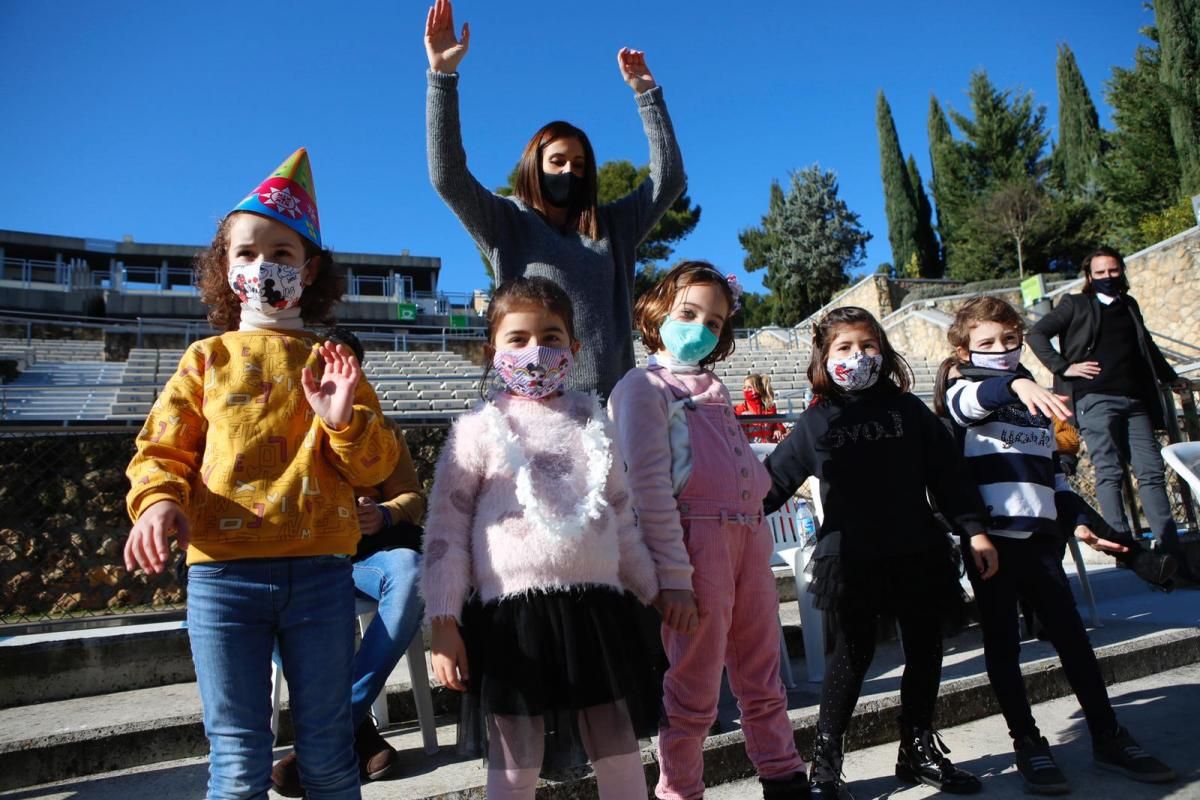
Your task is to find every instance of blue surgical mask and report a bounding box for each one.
[659,316,718,365]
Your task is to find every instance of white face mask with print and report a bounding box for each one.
[969,345,1022,372]
[227,260,305,314]
[826,351,883,392]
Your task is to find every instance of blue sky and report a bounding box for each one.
[0,1,1155,295]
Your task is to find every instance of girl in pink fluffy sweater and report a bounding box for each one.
[609,262,808,800]
[421,276,663,800]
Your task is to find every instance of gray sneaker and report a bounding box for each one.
[1093,726,1176,784]
[1013,735,1069,795]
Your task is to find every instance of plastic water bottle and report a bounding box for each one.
[795,499,818,547]
[801,387,813,408]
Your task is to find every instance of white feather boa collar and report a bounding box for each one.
[480,394,612,540]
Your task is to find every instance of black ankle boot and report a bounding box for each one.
[809,732,854,800]
[895,719,981,794]
[760,770,811,799]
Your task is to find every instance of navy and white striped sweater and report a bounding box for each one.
[945,371,1058,539]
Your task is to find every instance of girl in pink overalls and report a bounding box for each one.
[609,262,808,800]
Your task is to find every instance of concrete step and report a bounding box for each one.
[2,585,1197,796]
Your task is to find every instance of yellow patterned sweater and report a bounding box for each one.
[126,330,399,564]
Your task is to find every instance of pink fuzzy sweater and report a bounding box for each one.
[420,390,660,623]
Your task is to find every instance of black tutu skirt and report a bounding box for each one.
[807,532,966,624]
[458,585,667,771]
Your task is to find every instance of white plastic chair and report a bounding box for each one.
[1163,441,1200,498]
[270,596,439,755]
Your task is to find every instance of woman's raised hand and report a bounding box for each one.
[617,47,656,94]
[425,0,470,74]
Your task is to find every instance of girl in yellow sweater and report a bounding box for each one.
[124,149,397,800]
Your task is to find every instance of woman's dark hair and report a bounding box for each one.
[317,326,365,363]
[933,295,1026,416]
[479,276,577,398]
[195,212,345,332]
[1080,245,1129,295]
[634,260,738,370]
[512,121,600,240]
[807,306,912,399]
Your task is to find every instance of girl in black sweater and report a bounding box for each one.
[763,307,996,800]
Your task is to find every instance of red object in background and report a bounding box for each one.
[734,394,787,443]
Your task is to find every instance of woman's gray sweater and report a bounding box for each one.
[426,70,686,398]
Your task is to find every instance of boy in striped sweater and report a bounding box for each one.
[937,297,1175,795]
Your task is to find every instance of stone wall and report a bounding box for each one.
[0,426,449,620]
[1125,226,1200,358]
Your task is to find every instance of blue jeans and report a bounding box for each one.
[350,548,424,727]
[1075,392,1179,549]
[187,556,360,800]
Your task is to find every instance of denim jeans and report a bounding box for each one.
[187,556,360,800]
[350,547,424,727]
[1074,392,1179,550]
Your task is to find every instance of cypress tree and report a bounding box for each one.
[876,91,921,277]
[1156,0,1200,195]
[907,155,943,276]
[928,96,970,274]
[1055,44,1104,197]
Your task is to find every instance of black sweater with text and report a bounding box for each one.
[763,381,987,559]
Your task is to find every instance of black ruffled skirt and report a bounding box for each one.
[807,532,966,622]
[458,585,666,771]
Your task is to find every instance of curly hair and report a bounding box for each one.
[933,295,1026,417]
[634,260,737,369]
[807,306,912,399]
[194,212,345,332]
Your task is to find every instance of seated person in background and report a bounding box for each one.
[1052,417,1178,591]
[272,328,426,796]
[735,373,787,443]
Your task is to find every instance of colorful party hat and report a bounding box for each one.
[231,148,322,247]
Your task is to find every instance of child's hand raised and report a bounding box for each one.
[302,341,361,431]
[654,589,700,635]
[125,500,190,575]
[1012,378,1072,421]
[431,617,470,691]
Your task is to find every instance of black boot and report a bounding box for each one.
[760,770,811,799]
[809,732,854,800]
[895,719,981,794]
[1127,548,1178,591]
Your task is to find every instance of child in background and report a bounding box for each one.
[609,262,809,800]
[938,296,1175,794]
[735,373,788,443]
[421,276,663,800]
[762,306,987,800]
[124,149,398,800]
[270,328,426,795]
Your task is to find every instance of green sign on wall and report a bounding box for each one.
[1020,275,1046,308]
[449,314,469,330]
[397,302,418,321]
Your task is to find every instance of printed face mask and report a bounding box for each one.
[540,171,582,209]
[660,317,719,365]
[970,345,1023,372]
[228,260,305,313]
[493,345,574,399]
[826,351,883,391]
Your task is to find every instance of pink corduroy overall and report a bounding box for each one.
[649,368,804,800]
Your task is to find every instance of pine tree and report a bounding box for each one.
[876,92,921,277]
[739,167,871,325]
[907,155,942,276]
[1156,0,1200,195]
[1055,44,1104,198]
[927,96,969,269]
[1102,33,1183,250]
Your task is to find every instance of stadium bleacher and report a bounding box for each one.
[0,337,943,423]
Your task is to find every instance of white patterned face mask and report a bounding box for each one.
[970,346,1022,372]
[228,260,305,314]
[493,345,574,399]
[826,351,883,392]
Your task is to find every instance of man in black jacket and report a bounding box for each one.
[1027,246,1187,555]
